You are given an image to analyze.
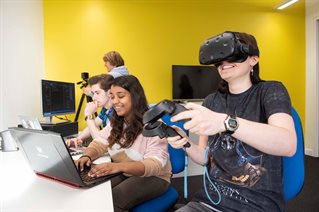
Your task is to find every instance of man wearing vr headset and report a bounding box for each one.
[168,31,296,212]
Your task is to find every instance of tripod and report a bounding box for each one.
[74,72,98,122]
[74,93,95,122]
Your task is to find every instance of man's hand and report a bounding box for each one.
[84,101,98,116]
[66,137,83,148]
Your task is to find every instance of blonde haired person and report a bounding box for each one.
[103,51,129,78]
[83,51,129,96]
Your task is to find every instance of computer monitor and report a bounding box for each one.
[41,79,76,118]
[172,65,222,101]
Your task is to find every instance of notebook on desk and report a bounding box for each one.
[9,127,119,188]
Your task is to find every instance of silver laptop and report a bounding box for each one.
[18,115,83,155]
[9,127,119,188]
[18,115,42,130]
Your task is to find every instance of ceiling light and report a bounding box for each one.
[275,0,299,10]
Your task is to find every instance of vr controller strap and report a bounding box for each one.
[184,150,188,199]
[203,146,221,205]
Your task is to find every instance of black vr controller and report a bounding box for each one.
[142,100,191,148]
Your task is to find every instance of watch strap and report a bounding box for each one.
[84,114,94,121]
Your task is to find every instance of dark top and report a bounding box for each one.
[193,81,292,212]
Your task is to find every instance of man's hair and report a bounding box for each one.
[103,51,125,67]
[88,74,114,92]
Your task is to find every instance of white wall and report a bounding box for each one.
[305,0,319,157]
[0,0,44,131]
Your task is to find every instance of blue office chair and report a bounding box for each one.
[283,107,305,201]
[132,114,187,212]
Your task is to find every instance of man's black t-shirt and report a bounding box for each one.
[193,81,292,212]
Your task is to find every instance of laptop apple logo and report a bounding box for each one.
[35,146,48,158]
[36,146,43,153]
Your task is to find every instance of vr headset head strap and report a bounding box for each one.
[230,31,259,56]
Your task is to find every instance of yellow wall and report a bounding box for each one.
[43,0,305,130]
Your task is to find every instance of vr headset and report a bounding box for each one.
[199,31,259,65]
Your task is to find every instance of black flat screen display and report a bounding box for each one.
[41,80,76,117]
[172,65,222,101]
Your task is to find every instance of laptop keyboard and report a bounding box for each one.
[80,164,98,183]
[79,163,121,185]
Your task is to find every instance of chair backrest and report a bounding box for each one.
[161,114,186,174]
[283,107,305,201]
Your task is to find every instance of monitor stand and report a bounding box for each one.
[40,119,78,137]
[42,116,69,125]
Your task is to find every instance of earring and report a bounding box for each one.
[251,69,254,76]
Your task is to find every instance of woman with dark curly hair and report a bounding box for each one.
[75,75,171,212]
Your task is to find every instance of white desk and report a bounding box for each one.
[0,151,114,212]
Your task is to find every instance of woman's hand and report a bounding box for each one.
[167,126,191,149]
[171,103,226,136]
[66,137,83,148]
[88,162,121,178]
[75,156,92,171]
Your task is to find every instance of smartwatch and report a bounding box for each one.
[85,114,94,121]
[224,114,239,134]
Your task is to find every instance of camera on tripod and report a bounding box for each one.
[74,72,96,122]
[77,72,89,89]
